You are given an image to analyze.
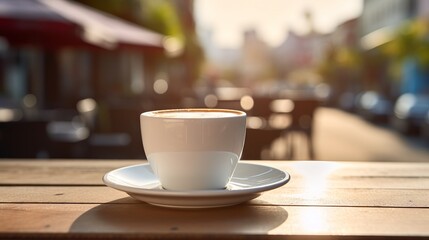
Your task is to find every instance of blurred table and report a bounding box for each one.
[1,160,428,239]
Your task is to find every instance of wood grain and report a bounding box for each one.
[0,203,428,238]
[2,160,429,189]
[1,160,428,239]
[0,160,141,185]
[1,186,429,208]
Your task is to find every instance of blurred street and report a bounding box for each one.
[270,108,429,162]
[1,0,429,162]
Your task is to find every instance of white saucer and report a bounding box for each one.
[103,162,290,209]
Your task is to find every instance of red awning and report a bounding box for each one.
[0,0,165,51]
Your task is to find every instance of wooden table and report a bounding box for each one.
[1,160,429,239]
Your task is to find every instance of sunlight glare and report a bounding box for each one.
[204,94,218,107]
[298,208,326,233]
[153,79,169,95]
[240,95,254,110]
[195,0,363,48]
[293,162,340,198]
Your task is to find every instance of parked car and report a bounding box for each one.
[421,111,429,139]
[355,91,393,123]
[391,93,429,134]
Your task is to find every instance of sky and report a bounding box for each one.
[194,0,363,48]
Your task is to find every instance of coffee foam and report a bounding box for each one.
[150,109,243,119]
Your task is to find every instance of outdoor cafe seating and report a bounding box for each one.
[210,87,320,160]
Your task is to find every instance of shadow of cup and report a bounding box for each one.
[70,198,288,235]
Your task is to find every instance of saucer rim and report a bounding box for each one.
[103,162,290,198]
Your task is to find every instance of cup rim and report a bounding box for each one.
[141,108,246,119]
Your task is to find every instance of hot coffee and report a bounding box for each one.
[146,109,242,118]
[140,108,246,191]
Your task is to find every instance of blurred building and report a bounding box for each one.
[359,0,429,96]
[198,28,240,78]
[0,0,168,158]
[273,30,331,80]
[0,0,166,109]
[360,0,415,50]
[323,18,361,109]
[202,11,335,86]
[417,0,429,16]
[333,19,359,48]
[239,29,274,86]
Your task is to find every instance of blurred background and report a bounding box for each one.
[0,0,428,161]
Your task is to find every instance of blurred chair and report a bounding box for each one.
[201,91,321,160]
[206,87,251,111]
[76,98,134,159]
[202,89,285,160]
[0,121,50,158]
[248,96,274,118]
[46,98,95,158]
[278,98,319,160]
[241,96,283,160]
[242,123,283,160]
[46,98,130,158]
[76,98,98,130]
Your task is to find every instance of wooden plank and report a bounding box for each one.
[0,186,130,204]
[2,160,429,180]
[0,160,142,185]
[2,160,429,189]
[1,160,429,177]
[259,187,429,207]
[1,186,429,208]
[275,161,429,189]
[273,161,429,178]
[0,203,428,238]
[2,175,429,189]
[285,177,429,189]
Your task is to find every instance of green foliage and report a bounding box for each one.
[141,0,184,40]
[75,0,136,23]
[76,0,184,39]
[383,18,429,66]
[317,44,362,84]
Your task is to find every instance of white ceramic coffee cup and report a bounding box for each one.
[140,108,247,191]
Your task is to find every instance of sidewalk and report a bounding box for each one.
[269,107,429,162]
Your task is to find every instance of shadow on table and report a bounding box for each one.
[69,198,288,235]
